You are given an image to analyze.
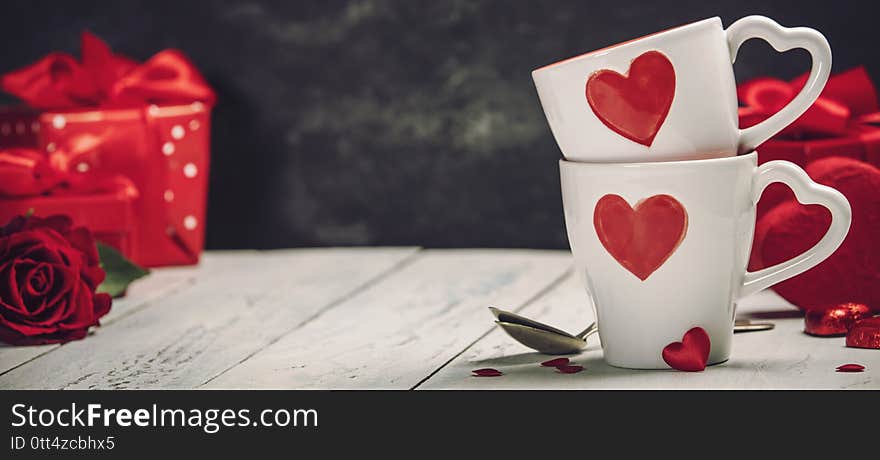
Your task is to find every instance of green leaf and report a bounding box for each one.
[96,242,150,298]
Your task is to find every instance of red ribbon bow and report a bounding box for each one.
[1,31,216,110]
[0,139,138,198]
[738,66,879,139]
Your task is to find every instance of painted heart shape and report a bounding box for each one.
[593,194,687,281]
[662,327,710,372]
[586,50,675,146]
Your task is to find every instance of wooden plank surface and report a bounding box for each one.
[204,249,572,389]
[419,273,879,389]
[0,248,418,389]
[0,266,197,376]
[2,249,874,390]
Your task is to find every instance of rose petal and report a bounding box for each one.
[19,263,54,317]
[27,215,72,235]
[836,363,865,373]
[0,215,28,236]
[11,231,68,263]
[39,264,77,316]
[556,365,584,374]
[93,293,112,318]
[18,245,63,264]
[472,368,503,377]
[0,314,59,336]
[0,261,27,314]
[56,281,99,330]
[80,264,106,290]
[541,357,570,367]
[24,263,53,297]
[0,322,87,345]
[66,227,99,266]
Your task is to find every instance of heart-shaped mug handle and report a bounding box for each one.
[740,160,851,298]
[726,16,832,155]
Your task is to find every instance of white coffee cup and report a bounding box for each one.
[559,152,850,369]
[533,16,832,163]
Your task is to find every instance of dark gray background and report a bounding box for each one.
[1,0,877,249]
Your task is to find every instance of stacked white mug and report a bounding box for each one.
[532,16,852,369]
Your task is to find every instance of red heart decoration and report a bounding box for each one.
[471,368,503,377]
[662,327,710,372]
[750,157,880,312]
[540,358,570,367]
[555,365,584,374]
[586,50,676,146]
[593,194,688,281]
[835,363,865,372]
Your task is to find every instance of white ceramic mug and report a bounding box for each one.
[559,153,850,369]
[533,16,832,163]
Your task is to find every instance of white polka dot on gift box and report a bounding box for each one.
[162,111,207,237]
[183,163,198,178]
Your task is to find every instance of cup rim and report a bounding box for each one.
[532,16,721,75]
[559,151,757,168]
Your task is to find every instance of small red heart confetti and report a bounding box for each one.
[846,316,880,349]
[555,365,584,374]
[805,303,871,336]
[835,364,866,373]
[541,358,570,367]
[471,368,503,377]
[662,327,711,372]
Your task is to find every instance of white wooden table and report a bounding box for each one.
[0,249,875,389]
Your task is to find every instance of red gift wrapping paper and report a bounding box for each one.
[0,189,136,258]
[0,104,211,267]
[741,67,880,311]
[0,32,215,267]
[738,67,880,217]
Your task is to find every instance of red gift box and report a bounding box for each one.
[0,32,216,267]
[738,67,880,217]
[0,188,137,258]
[740,67,880,311]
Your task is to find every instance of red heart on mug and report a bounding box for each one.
[662,327,711,372]
[593,194,688,281]
[586,50,676,146]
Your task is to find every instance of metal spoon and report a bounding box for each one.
[489,307,774,355]
[489,307,597,355]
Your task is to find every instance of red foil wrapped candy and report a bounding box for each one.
[846,316,880,349]
[804,303,872,336]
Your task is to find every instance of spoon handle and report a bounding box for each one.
[575,322,598,340]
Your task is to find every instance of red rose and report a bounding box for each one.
[0,214,111,345]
